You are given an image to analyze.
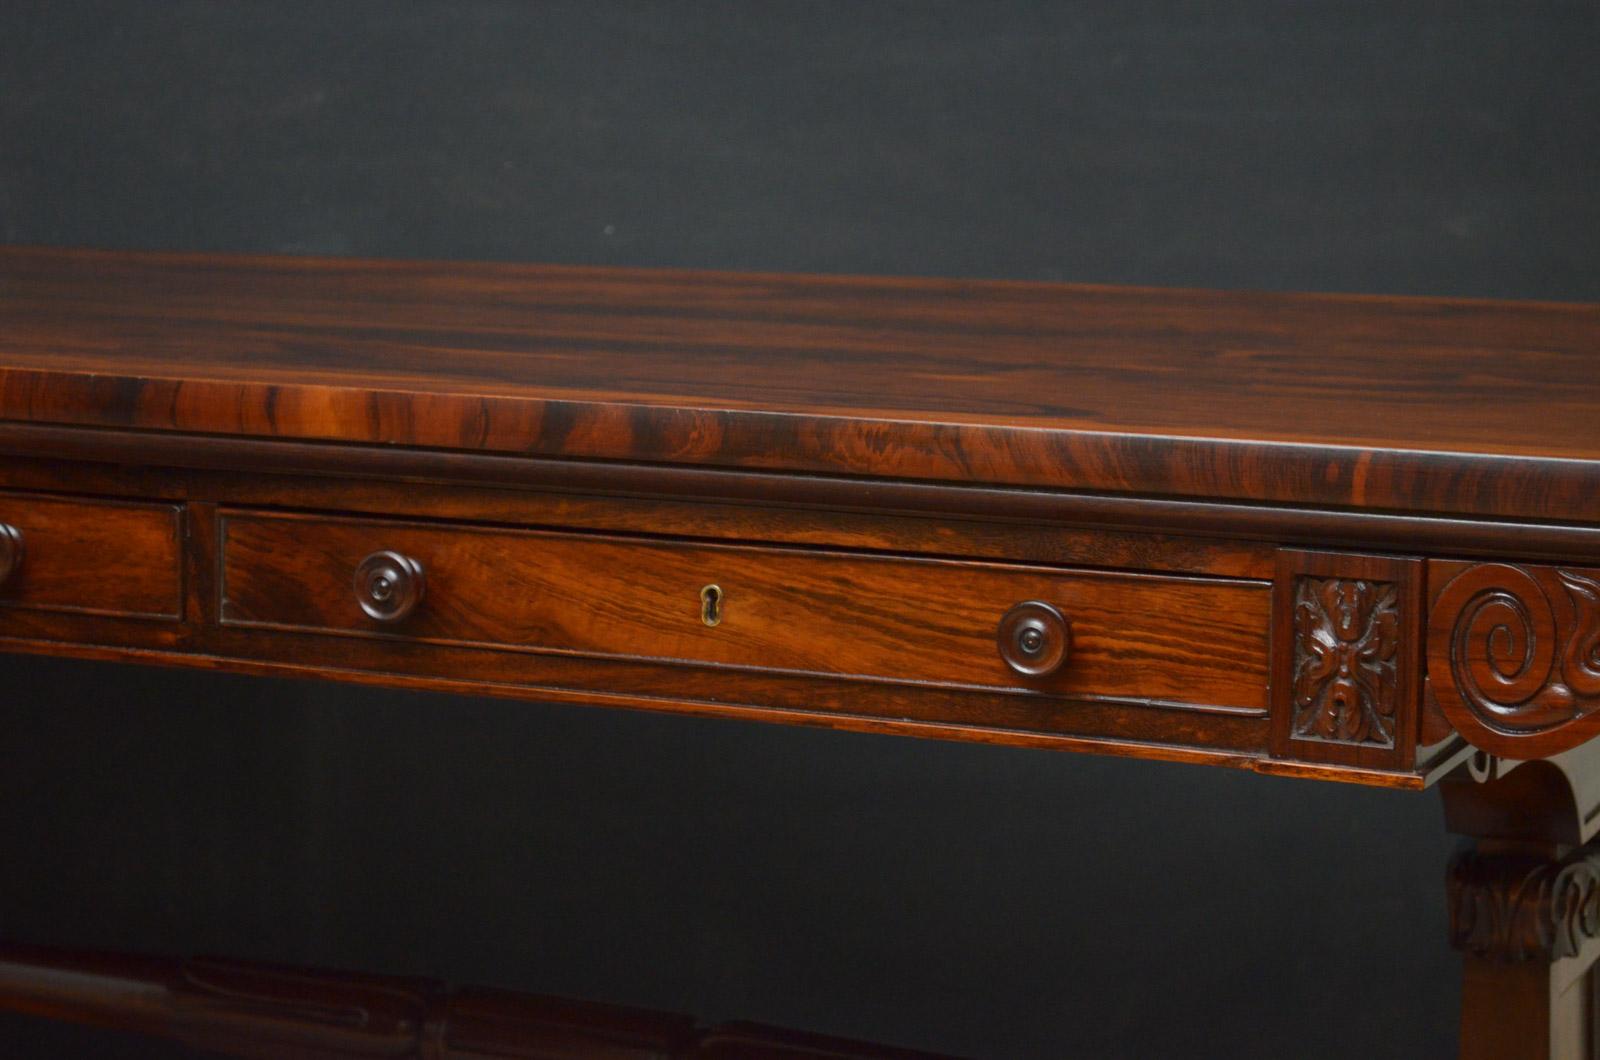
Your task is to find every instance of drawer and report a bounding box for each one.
[0,491,184,620]
[219,512,1271,712]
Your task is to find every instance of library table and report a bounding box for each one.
[0,246,1597,1058]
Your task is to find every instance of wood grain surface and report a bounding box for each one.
[2,246,1598,521]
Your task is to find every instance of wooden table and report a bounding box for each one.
[0,246,1596,1058]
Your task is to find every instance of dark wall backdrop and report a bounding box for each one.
[1,3,1597,1058]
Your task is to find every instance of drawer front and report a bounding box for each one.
[220,513,1270,711]
[0,491,184,620]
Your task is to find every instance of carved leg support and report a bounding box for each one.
[1449,839,1600,1058]
[1444,750,1600,1059]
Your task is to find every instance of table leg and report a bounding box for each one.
[1444,750,1600,1059]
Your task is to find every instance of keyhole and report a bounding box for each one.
[700,584,723,627]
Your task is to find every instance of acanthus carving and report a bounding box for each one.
[1428,564,1600,753]
[1448,842,1600,962]
[1290,576,1400,746]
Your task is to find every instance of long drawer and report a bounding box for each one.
[218,511,1271,712]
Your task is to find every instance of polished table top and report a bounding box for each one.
[1,245,1596,520]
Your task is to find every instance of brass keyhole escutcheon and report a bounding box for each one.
[700,584,723,627]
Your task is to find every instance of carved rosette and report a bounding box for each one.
[1449,843,1600,962]
[1428,564,1600,756]
[1290,577,1401,746]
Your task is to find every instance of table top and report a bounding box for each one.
[1,245,1596,521]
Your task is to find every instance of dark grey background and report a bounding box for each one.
[1,2,1597,1057]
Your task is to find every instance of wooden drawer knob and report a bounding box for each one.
[0,522,22,587]
[998,601,1070,677]
[354,550,425,623]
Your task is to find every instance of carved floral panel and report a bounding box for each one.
[1291,576,1401,747]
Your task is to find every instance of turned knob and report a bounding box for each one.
[997,600,1070,677]
[0,523,21,588]
[354,550,425,623]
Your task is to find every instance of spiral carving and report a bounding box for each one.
[1428,563,1600,754]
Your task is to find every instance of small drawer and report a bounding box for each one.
[0,491,184,620]
[220,512,1270,713]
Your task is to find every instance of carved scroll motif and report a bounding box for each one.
[1290,577,1401,746]
[1449,842,1600,962]
[1428,564,1600,753]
